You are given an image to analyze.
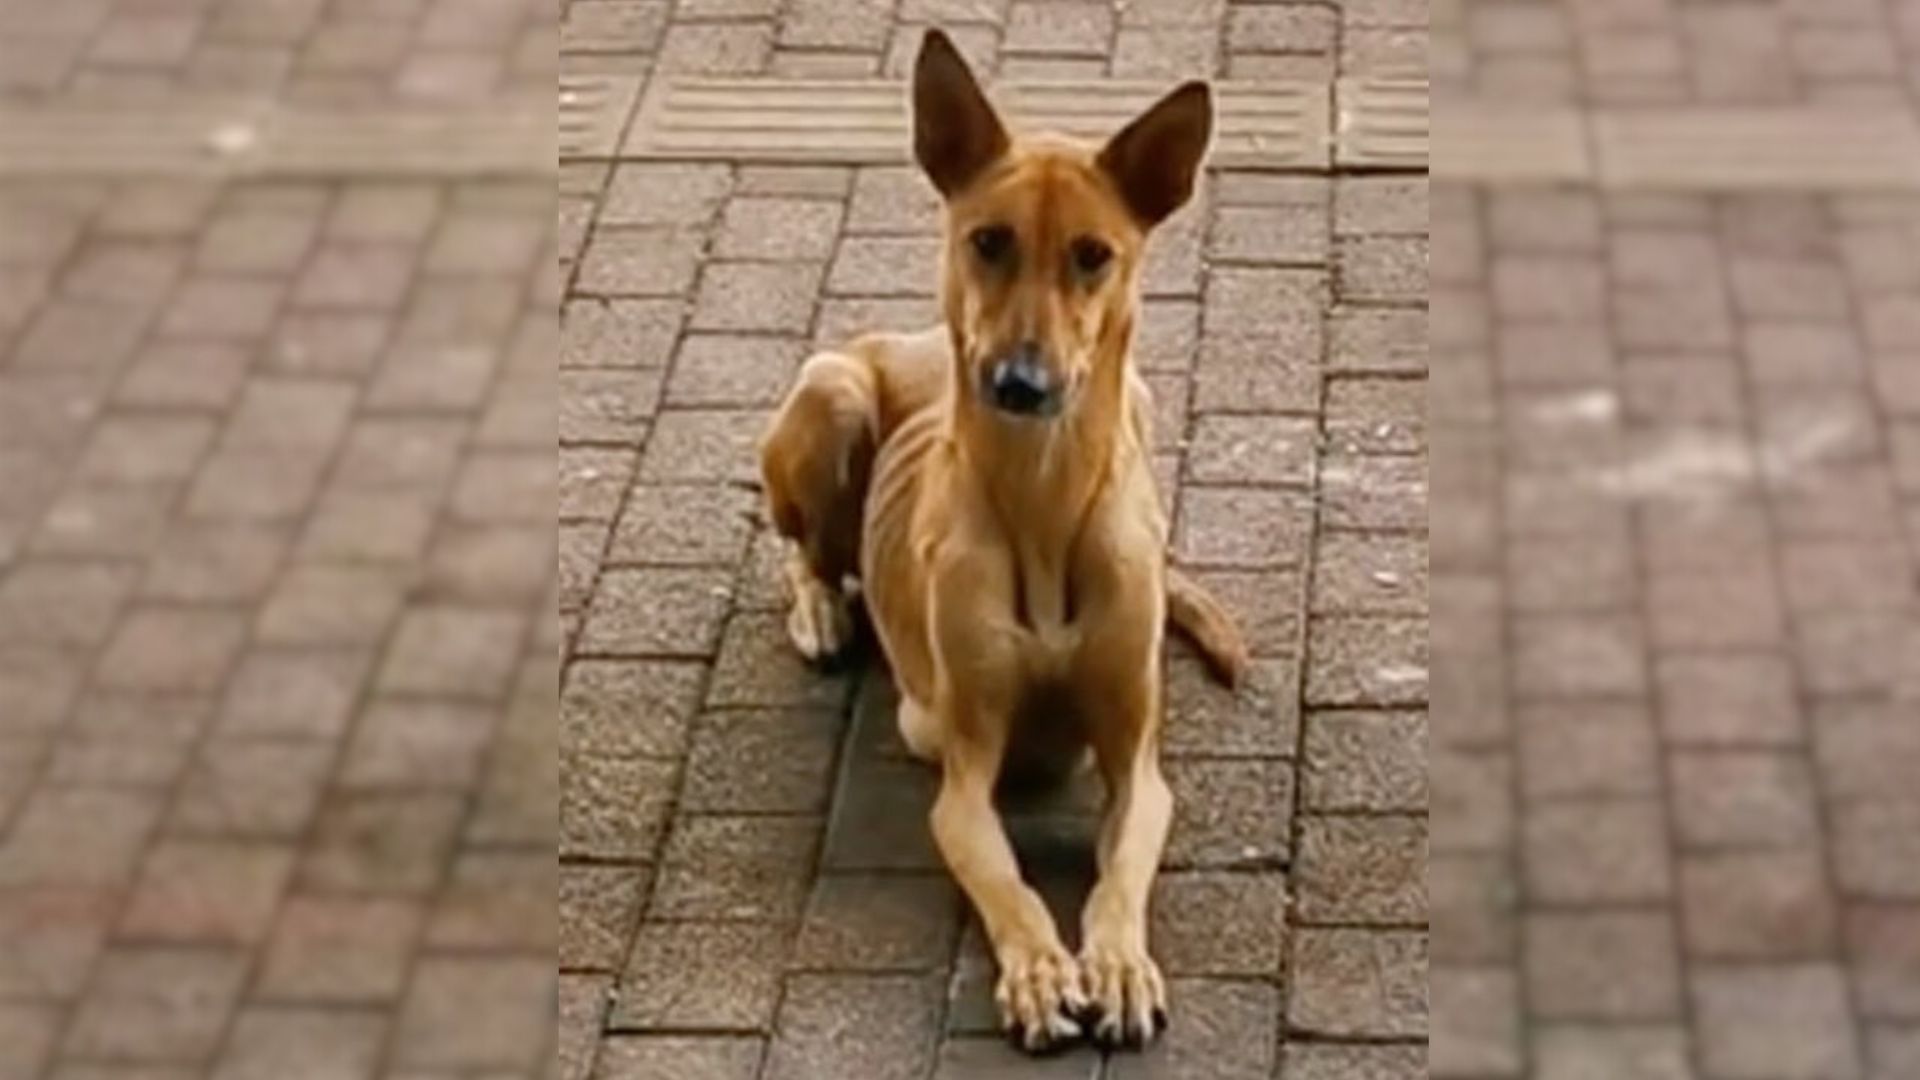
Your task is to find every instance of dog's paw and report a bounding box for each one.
[995,941,1089,1054]
[785,583,852,663]
[1079,935,1167,1049]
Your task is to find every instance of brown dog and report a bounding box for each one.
[759,30,1242,1052]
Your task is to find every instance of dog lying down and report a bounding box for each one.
[759,29,1250,1054]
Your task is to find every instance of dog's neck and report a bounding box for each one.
[948,342,1136,631]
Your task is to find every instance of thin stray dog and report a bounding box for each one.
[759,30,1246,1053]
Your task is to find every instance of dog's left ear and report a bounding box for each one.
[1097,81,1213,228]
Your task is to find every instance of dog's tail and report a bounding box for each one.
[1166,568,1250,689]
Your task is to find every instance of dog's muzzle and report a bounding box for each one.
[983,344,1063,418]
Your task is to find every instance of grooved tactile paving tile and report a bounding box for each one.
[0,100,554,177]
[560,74,645,160]
[622,77,1334,169]
[1335,74,1428,171]
[1431,102,1590,184]
[1435,101,1920,191]
[1593,108,1920,191]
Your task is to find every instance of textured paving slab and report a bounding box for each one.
[560,74,645,162]
[1335,74,1428,171]
[1437,100,1920,191]
[623,76,1337,168]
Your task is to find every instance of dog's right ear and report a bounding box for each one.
[912,29,1008,198]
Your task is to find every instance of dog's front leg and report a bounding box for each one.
[1078,663,1172,1048]
[932,697,1090,1053]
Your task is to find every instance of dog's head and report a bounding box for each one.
[911,29,1211,421]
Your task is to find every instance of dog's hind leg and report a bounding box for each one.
[759,351,880,663]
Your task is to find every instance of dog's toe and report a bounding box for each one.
[1081,939,1167,1049]
[785,587,852,663]
[995,944,1087,1054]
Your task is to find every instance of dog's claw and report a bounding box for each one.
[1080,937,1168,1050]
[785,581,852,664]
[994,943,1087,1055]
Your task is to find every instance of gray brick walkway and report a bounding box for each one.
[1432,2,1920,1078]
[0,0,557,1076]
[559,2,1428,1078]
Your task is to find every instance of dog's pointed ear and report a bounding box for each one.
[1098,81,1213,228]
[912,29,1008,197]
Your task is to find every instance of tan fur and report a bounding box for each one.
[757,31,1243,1053]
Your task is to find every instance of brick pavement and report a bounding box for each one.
[559,2,1428,1078]
[1431,3,1920,1078]
[0,0,558,1076]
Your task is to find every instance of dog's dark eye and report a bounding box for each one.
[969,225,1015,266]
[1071,237,1112,277]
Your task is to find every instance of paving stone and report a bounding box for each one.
[763,974,944,1080]
[61,946,249,1062]
[828,236,941,297]
[1302,710,1427,812]
[1312,532,1426,615]
[791,873,959,972]
[1693,964,1863,1080]
[1530,1025,1692,1080]
[117,840,295,946]
[1524,800,1672,904]
[1288,929,1427,1038]
[665,334,806,407]
[1174,486,1312,569]
[712,197,846,263]
[706,613,851,710]
[640,409,766,484]
[391,956,550,1073]
[651,815,819,921]
[1295,815,1426,925]
[1515,701,1659,802]
[595,1035,767,1080]
[1279,1043,1425,1080]
[578,567,733,657]
[693,261,823,332]
[1101,979,1277,1079]
[1525,910,1682,1020]
[299,792,464,896]
[376,606,525,698]
[561,753,677,861]
[559,862,649,973]
[683,708,843,814]
[170,737,334,841]
[1150,872,1288,976]
[1429,965,1522,1077]
[821,751,943,872]
[1670,750,1821,849]
[577,227,705,296]
[0,1002,58,1079]
[564,297,686,369]
[1306,615,1427,707]
[1681,849,1839,961]
[615,921,788,1032]
[1834,800,1920,900]
[1163,758,1291,870]
[1847,905,1920,1019]
[562,659,704,760]
[1184,414,1317,487]
[1162,655,1299,757]
[96,607,248,694]
[1004,1,1112,54]
[209,1006,386,1080]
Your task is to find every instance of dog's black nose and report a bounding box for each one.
[985,344,1060,417]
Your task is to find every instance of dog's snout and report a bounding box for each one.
[985,342,1061,418]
